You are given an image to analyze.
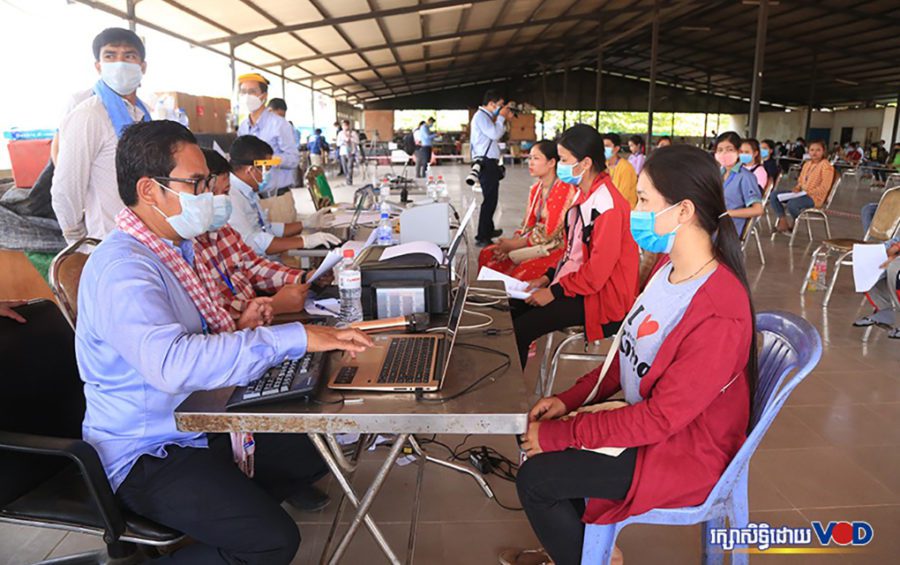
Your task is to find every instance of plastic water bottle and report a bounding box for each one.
[338,250,363,324]
[377,210,393,245]
[436,175,449,201]
[815,256,827,290]
[426,175,437,200]
[378,177,390,205]
[176,108,189,128]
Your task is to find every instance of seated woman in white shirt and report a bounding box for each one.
[228,135,340,257]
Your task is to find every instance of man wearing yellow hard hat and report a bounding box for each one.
[236,72,301,224]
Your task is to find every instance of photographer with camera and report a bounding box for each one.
[470,89,512,246]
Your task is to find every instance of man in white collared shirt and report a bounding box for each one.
[52,28,151,244]
[469,89,511,245]
[228,136,340,257]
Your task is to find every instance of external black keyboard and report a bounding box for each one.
[377,337,436,384]
[226,352,323,409]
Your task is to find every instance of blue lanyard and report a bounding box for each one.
[200,316,209,335]
[211,257,236,295]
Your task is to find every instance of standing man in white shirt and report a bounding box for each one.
[236,73,301,224]
[470,89,511,245]
[335,119,361,185]
[52,28,152,244]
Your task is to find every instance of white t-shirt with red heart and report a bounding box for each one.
[619,262,714,404]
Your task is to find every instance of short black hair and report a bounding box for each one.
[202,148,232,176]
[116,120,197,207]
[427,117,435,123]
[92,28,145,62]
[628,135,645,149]
[229,135,273,166]
[314,128,322,135]
[483,89,503,105]
[267,98,287,112]
[603,132,622,148]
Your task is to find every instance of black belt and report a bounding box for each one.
[259,187,292,199]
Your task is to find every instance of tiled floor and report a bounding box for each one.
[3,162,898,564]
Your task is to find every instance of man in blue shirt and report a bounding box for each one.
[77,120,371,563]
[470,89,511,245]
[415,117,436,178]
[307,127,328,167]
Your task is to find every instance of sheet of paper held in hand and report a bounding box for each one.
[776,191,808,202]
[852,243,888,292]
[476,266,534,300]
[306,230,378,284]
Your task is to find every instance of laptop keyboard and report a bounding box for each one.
[377,337,436,384]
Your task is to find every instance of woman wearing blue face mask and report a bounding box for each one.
[714,131,763,237]
[510,124,640,369]
[740,138,768,193]
[760,139,779,188]
[508,145,757,565]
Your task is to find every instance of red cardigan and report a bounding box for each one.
[549,173,640,341]
[538,263,752,525]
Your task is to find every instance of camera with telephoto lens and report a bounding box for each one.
[465,159,482,186]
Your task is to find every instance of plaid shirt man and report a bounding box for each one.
[194,224,303,318]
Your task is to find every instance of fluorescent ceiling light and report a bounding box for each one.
[420,3,473,16]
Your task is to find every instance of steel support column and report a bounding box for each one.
[126,0,136,32]
[541,69,547,139]
[891,92,900,146]
[748,0,769,138]
[702,73,712,147]
[595,36,603,130]
[562,67,569,131]
[647,1,660,145]
[805,52,818,139]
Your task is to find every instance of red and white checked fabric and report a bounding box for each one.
[115,209,257,474]
[194,225,303,318]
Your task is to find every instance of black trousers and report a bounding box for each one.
[511,295,585,368]
[117,433,328,564]
[517,448,638,565]
[476,158,501,241]
[415,146,432,178]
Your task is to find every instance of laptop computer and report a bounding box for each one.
[326,277,469,392]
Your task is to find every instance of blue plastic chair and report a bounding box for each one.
[580,311,822,565]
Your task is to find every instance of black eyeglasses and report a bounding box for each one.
[153,175,217,195]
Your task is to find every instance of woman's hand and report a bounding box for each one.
[529,396,567,421]
[0,300,27,323]
[575,400,629,415]
[520,420,543,457]
[237,297,274,330]
[525,275,550,291]
[496,237,528,255]
[880,242,900,269]
[525,287,554,307]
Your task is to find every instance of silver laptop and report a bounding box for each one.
[326,278,469,392]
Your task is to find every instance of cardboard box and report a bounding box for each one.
[508,113,536,141]
[151,92,230,134]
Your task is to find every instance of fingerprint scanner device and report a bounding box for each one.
[399,202,451,246]
[355,201,475,318]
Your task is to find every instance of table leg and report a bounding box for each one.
[405,446,427,565]
[319,434,369,564]
[310,432,408,565]
[408,436,494,498]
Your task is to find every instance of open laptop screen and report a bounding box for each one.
[440,278,469,378]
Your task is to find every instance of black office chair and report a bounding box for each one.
[0,300,183,564]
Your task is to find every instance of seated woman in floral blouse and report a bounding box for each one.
[478,140,576,281]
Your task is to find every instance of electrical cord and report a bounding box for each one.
[415,343,511,403]
[458,308,493,330]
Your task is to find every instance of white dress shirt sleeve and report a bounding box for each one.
[52,105,103,243]
[229,190,275,255]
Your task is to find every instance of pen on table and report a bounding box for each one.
[313,301,341,316]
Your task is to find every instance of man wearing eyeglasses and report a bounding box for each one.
[76,120,372,563]
[52,28,151,244]
[237,73,301,225]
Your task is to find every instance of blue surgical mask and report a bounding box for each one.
[604,147,615,160]
[251,167,272,193]
[557,161,584,185]
[629,203,681,254]
[209,194,233,231]
[760,148,770,159]
[739,153,753,165]
[100,61,143,96]
[153,181,214,240]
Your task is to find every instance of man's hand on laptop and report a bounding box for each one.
[306,325,373,356]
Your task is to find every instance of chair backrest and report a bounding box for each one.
[885,173,900,190]
[822,171,842,209]
[866,187,900,243]
[702,311,822,506]
[739,215,758,247]
[305,166,334,210]
[0,300,86,505]
[49,238,99,329]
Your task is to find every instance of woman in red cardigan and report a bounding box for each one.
[503,146,758,565]
[511,124,639,368]
[478,141,576,281]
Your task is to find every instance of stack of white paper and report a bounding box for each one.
[852,244,888,292]
[477,266,534,299]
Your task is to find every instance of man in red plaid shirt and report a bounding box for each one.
[194,149,312,320]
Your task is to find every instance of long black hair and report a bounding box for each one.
[642,145,759,402]
[558,124,607,173]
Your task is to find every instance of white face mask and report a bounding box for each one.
[100,61,143,95]
[240,93,264,113]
